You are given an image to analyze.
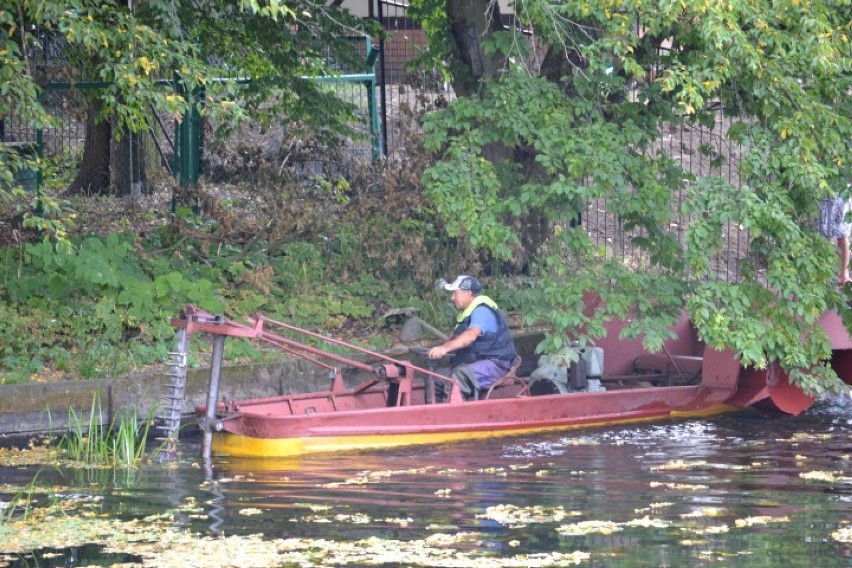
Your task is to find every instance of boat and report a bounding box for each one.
[165,304,850,458]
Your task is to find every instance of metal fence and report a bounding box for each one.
[581,113,750,282]
[3,34,382,199]
[5,16,750,281]
[369,1,750,282]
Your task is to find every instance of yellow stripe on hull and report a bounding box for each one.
[212,404,740,458]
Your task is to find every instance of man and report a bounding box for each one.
[817,193,851,285]
[428,275,517,400]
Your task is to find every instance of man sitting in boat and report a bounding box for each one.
[428,275,518,400]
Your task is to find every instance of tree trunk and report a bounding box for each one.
[68,98,145,198]
[68,98,112,195]
[445,0,505,97]
[445,0,552,272]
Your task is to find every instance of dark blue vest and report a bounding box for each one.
[453,303,517,364]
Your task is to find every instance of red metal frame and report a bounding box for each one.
[173,304,466,405]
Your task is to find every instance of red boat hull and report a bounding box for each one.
[176,306,850,458]
[210,385,739,457]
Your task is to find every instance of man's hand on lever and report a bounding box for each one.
[427,328,480,360]
[428,345,451,360]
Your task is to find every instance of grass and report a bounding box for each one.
[59,393,156,467]
[0,471,41,524]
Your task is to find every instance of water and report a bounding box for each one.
[1,402,849,567]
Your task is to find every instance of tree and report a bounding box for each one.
[1,0,376,199]
[413,0,852,394]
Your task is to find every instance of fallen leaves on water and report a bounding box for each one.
[775,432,832,443]
[733,515,790,527]
[651,459,750,471]
[334,513,371,524]
[832,524,851,543]
[649,481,709,491]
[477,467,508,476]
[704,525,730,535]
[477,504,580,527]
[274,536,592,567]
[0,441,60,467]
[556,520,623,536]
[680,507,725,518]
[320,467,433,487]
[799,470,852,484]
[681,524,730,535]
[651,459,708,471]
[558,437,600,446]
[294,502,332,512]
[623,516,671,529]
[634,502,674,514]
[0,509,173,553]
[679,539,707,546]
[4,510,593,567]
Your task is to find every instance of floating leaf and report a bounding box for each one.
[799,470,846,483]
[624,515,670,528]
[651,459,708,471]
[734,515,790,527]
[649,482,709,491]
[832,526,852,543]
[557,520,622,536]
[477,504,580,527]
[680,507,725,518]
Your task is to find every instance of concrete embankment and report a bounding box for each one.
[0,332,543,441]
[0,359,332,441]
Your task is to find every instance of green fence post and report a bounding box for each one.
[35,128,43,240]
[365,40,383,160]
[173,83,203,213]
[171,79,183,214]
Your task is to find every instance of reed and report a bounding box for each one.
[0,471,41,523]
[59,393,154,466]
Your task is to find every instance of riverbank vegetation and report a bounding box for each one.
[2,0,850,396]
[1,178,522,384]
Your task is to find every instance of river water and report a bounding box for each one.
[1,400,850,567]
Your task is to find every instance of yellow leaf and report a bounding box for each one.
[137,56,156,75]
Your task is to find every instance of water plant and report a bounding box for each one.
[58,393,155,467]
[0,471,41,524]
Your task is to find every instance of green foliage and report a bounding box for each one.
[58,393,154,467]
[0,232,223,381]
[1,0,379,223]
[0,190,476,381]
[417,0,851,395]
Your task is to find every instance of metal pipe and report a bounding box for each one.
[202,334,225,460]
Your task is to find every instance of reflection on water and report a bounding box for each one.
[1,401,850,567]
